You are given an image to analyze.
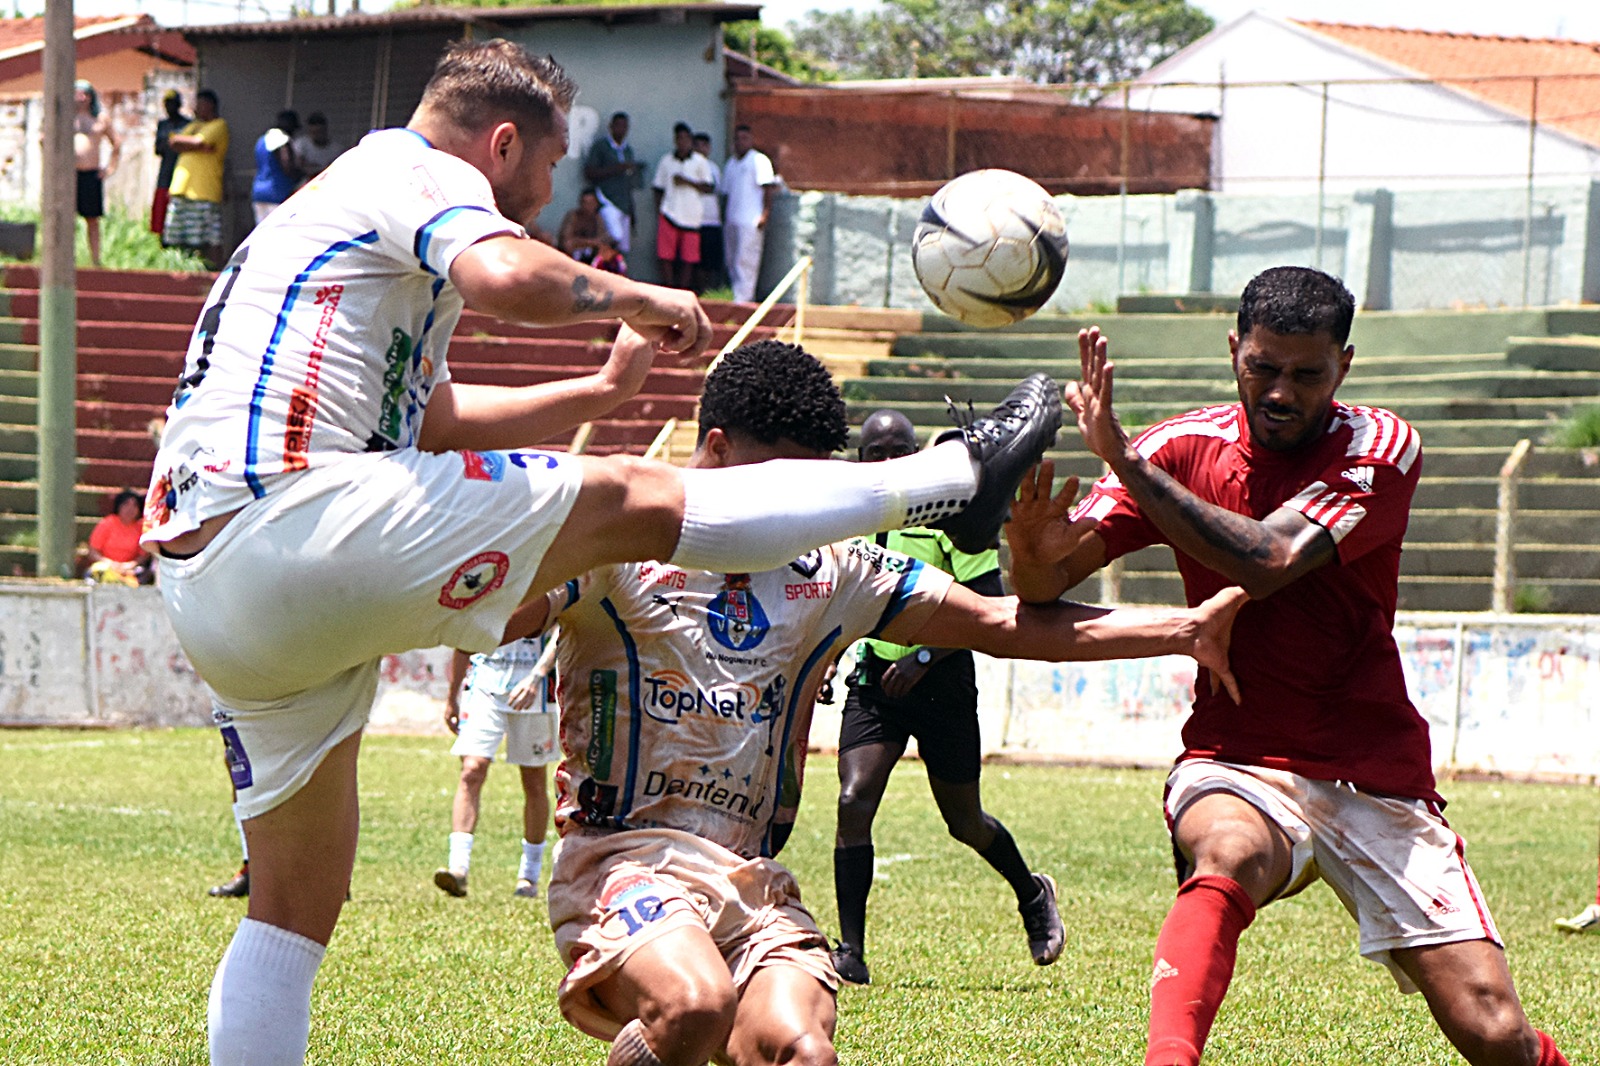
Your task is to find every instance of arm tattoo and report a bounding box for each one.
[570,275,613,314]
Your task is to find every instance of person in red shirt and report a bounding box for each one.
[1006,266,1568,1066]
[87,489,152,584]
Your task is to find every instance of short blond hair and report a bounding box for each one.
[418,38,577,139]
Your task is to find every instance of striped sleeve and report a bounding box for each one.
[1285,406,1422,562]
[369,150,522,277]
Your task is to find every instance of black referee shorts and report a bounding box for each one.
[839,649,982,784]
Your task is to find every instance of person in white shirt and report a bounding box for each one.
[145,37,1065,1066]
[290,112,345,186]
[651,121,716,290]
[721,125,778,303]
[692,131,724,294]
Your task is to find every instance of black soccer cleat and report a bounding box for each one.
[208,862,250,899]
[830,941,871,986]
[930,372,1061,554]
[1018,872,1065,966]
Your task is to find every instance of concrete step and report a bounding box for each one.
[0,544,36,577]
[1506,335,1600,372]
[0,480,108,516]
[0,343,36,373]
[1412,478,1600,511]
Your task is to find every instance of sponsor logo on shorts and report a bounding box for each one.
[1427,894,1459,916]
[508,451,560,471]
[438,550,510,609]
[219,725,253,790]
[641,670,760,725]
[461,450,507,482]
[708,573,769,651]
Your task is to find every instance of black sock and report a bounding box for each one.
[976,817,1038,903]
[833,843,875,952]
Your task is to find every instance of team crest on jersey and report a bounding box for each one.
[708,573,770,651]
[461,451,507,482]
[438,550,509,609]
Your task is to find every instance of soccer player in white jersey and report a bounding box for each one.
[513,340,1247,1066]
[436,633,558,899]
[142,40,1063,1066]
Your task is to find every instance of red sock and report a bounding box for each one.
[1537,1031,1569,1066]
[1145,875,1257,1066]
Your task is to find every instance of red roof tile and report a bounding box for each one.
[1296,21,1600,147]
[0,15,140,57]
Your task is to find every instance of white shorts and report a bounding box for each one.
[548,827,838,1042]
[452,687,559,767]
[1165,759,1502,993]
[159,447,582,821]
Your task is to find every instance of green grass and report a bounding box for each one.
[0,729,1595,1064]
[1546,405,1600,449]
[0,202,206,272]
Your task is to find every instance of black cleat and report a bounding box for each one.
[930,372,1061,553]
[830,941,871,985]
[208,863,250,898]
[1018,872,1065,966]
[433,867,469,898]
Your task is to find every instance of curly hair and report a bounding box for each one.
[1237,266,1356,347]
[696,340,847,455]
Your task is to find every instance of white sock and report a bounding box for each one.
[208,917,325,1066]
[448,832,474,874]
[236,817,249,864]
[669,442,977,572]
[518,839,545,884]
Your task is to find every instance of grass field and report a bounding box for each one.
[0,728,1595,1065]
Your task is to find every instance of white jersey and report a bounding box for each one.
[466,633,556,713]
[143,127,523,544]
[546,541,952,858]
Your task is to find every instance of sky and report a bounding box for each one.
[17,0,1600,42]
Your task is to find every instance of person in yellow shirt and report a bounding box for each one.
[164,89,230,269]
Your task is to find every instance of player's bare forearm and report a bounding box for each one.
[1106,450,1333,599]
[452,236,710,356]
[417,351,645,453]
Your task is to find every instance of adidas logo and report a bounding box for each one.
[1342,465,1374,493]
[1151,957,1179,989]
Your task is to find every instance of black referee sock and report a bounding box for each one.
[833,843,875,951]
[977,818,1041,903]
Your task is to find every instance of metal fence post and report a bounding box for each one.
[1492,438,1532,613]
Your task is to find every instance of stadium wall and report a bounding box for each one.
[768,178,1600,312]
[3,585,1595,782]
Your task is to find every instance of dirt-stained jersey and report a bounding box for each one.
[144,127,523,545]
[546,541,952,858]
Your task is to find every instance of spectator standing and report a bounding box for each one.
[151,89,189,237]
[290,112,345,185]
[651,121,715,290]
[582,111,642,253]
[722,123,777,303]
[557,187,606,265]
[251,110,302,224]
[692,131,724,293]
[73,79,121,268]
[164,89,230,270]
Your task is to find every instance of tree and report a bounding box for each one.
[789,0,1213,94]
[722,21,835,83]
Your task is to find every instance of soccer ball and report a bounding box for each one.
[911,169,1069,329]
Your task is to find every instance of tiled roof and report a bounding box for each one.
[1297,20,1600,147]
[0,15,141,59]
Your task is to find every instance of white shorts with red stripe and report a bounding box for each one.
[1165,759,1501,993]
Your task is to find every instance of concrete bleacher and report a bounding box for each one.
[845,306,1600,612]
[0,265,788,575]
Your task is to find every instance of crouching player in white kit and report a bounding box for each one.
[142,40,1066,1066]
[514,341,1248,1066]
[436,633,558,899]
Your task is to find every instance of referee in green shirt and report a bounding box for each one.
[831,410,1064,985]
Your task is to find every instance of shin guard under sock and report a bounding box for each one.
[1145,875,1257,1066]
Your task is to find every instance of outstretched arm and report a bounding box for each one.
[1070,327,1334,600]
[883,582,1246,703]
[450,234,710,358]
[1004,460,1107,602]
[418,324,669,452]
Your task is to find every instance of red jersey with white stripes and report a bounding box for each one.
[1075,401,1437,801]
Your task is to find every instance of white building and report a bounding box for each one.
[1122,11,1600,193]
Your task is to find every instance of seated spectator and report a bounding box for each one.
[87,489,152,585]
[291,111,345,186]
[251,110,301,224]
[592,234,627,275]
[558,188,607,264]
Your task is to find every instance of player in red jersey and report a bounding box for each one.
[1006,266,1569,1066]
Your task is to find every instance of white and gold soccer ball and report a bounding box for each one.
[911,169,1070,329]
